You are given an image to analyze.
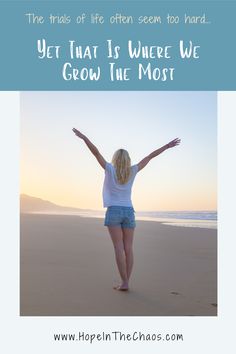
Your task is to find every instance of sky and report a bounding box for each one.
[20,91,217,211]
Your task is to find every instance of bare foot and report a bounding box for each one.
[113,282,129,291]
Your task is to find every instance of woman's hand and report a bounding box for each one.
[167,138,181,148]
[72,128,85,139]
[72,128,106,168]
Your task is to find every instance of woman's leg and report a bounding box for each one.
[107,226,129,290]
[122,227,134,281]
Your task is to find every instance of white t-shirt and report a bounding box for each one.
[102,162,138,208]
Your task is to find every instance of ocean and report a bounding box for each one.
[135,211,217,229]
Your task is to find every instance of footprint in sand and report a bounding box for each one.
[170,291,180,295]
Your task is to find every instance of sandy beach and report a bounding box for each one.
[20,214,217,316]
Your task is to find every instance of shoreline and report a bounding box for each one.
[21,211,217,230]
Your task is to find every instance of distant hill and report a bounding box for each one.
[20,194,85,213]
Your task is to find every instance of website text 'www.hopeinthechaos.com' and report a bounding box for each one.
[53,331,184,344]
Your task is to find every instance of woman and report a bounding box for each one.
[72,128,180,291]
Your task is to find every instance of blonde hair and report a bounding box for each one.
[112,149,131,184]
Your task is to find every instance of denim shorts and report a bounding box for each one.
[104,206,136,228]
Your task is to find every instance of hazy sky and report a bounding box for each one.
[20,91,217,211]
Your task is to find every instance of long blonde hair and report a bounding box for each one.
[112,149,131,184]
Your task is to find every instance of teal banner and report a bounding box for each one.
[0,1,235,90]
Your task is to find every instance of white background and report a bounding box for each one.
[0,91,235,353]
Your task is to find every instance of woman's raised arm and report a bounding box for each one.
[72,128,106,169]
[137,138,181,172]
